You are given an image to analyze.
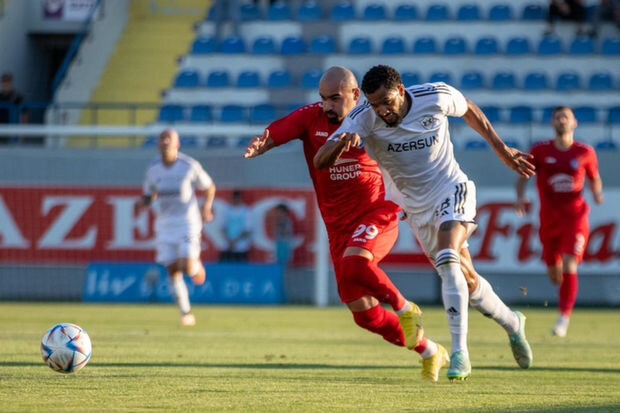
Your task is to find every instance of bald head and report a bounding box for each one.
[319,66,358,90]
[158,128,180,164]
[318,66,360,124]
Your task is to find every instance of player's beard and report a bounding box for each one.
[325,111,340,124]
[381,112,402,127]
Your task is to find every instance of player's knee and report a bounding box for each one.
[352,305,384,330]
[340,254,372,283]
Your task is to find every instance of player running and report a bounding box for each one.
[316,65,534,381]
[137,128,216,326]
[244,66,449,382]
[515,106,604,337]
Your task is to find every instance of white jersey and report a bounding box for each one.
[143,152,213,236]
[329,82,469,214]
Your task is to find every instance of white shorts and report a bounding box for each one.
[405,180,477,262]
[155,230,202,266]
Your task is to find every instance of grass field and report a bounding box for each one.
[1,303,619,412]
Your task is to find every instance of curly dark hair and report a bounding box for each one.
[361,65,402,94]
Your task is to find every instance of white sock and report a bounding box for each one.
[469,275,519,334]
[435,249,469,356]
[395,301,411,315]
[420,338,438,359]
[171,276,191,315]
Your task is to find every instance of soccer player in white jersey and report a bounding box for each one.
[315,65,535,381]
[137,129,216,326]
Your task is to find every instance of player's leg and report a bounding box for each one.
[176,232,205,285]
[157,240,192,324]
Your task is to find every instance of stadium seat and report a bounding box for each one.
[503,138,521,149]
[601,37,620,55]
[310,35,335,54]
[240,3,261,21]
[569,36,595,54]
[252,36,276,54]
[297,1,322,21]
[464,139,489,150]
[541,106,555,123]
[180,136,199,147]
[523,72,548,90]
[331,1,355,21]
[429,71,452,84]
[481,106,501,122]
[301,69,322,89]
[237,71,261,88]
[443,36,467,54]
[521,4,545,20]
[363,3,387,20]
[382,36,406,54]
[425,4,449,21]
[268,69,292,88]
[220,105,245,123]
[556,71,581,91]
[573,106,597,123]
[506,37,531,55]
[174,70,200,88]
[596,140,618,150]
[236,136,253,148]
[474,36,499,54]
[206,136,227,147]
[607,106,620,124]
[402,71,421,86]
[191,36,216,54]
[492,71,516,90]
[190,105,213,122]
[488,4,512,21]
[220,36,245,53]
[510,106,533,123]
[158,104,184,122]
[206,71,230,88]
[250,104,277,123]
[267,2,292,20]
[413,37,437,53]
[142,136,157,147]
[456,4,480,21]
[394,4,418,20]
[281,35,306,55]
[537,36,563,55]
[349,37,372,54]
[588,71,613,91]
[460,71,484,89]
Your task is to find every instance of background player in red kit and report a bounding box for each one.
[244,66,449,381]
[516,106,604,337]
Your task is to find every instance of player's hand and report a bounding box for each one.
[244,129,269,158]
[499,147,536,178]
[593,192,604,205]
[201,207,214,223]
[338,132,361,152]
[134,196,149,210]
[514,197,528,217]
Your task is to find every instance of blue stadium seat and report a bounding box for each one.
[252,36,276,54]
[240,3,261,21]
[206,71,229,88]
[220,105,245,123]
[281,35,306,55]
[506,37,531,55]
[464,139,489,150]
[510,106,533,123]
[402,71,421,86]
[443,36,467,54]
[488,4,512,21]
[288,102,305,112]
[174,70,200,88]
[349,37,372,54]
[268,69,292,88]
[382,36,406,54]
[569,36,595,54]
[523,71,548,90]
[492,71,516,90]
[537,36,563,55]
[521,4,545,20]
[190,105,213,122]
[541,106,555,123]
[191,36,216,54]
[573,106,597,123]
[607,106,620,124]
[588,71,613,91]
[413,37,437,53]
[220,36,245,53]
[142,136,157,147]
[331,2,355,21]
[363,3,387,20]
[457,4,480,21]
[429,71,452,84]
[425,4,449,21]
[460,71,484,89]
[503,138,521,149]
[250,104,277,123]
[301,69,322,89]
[180,136,199,147]
[556,72,581,91]
[394,4,418,20]
[207,136,227,147]
[602,37,620,55]
[237,71,260,88]
[481,106,501,122]
[474,36,499,54]
[297,1,322,21]
[267,2,291,20]
[158,104,184,122]
[595,140,618,151]
[310,35,335,54]
[236,136,253,148]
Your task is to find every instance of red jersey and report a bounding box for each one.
[530,140,599,220]
[267,102,398,230]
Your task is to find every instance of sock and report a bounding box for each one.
[558,272,578,316]
[340,255,407,311]
[352,305,405,347]
[186,260,200,277]
[395,301,411,315]
[171,275,191,314]
[414,336,439,359]
[469,274,519,334]
[435,249,469,356]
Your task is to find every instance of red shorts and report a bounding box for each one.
[328,206,399,303]
[539,215,589,266]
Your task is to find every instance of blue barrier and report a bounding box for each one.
[83,262,285,304]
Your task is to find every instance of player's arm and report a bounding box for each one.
[136,171,156,209]
[589,175,604,204]
[244,107,310,159]
[201,182,216,223]
[313,132,361,169]
[243,129,277,158]
[515,177,529,216]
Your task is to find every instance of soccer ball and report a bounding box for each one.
[41,323,92,373]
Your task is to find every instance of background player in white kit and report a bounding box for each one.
[137,128,216,326]
[316,65,535,381]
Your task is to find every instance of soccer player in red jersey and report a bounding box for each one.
[516,106,604,337]
[244,66,449,381]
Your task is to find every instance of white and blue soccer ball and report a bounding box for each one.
[41,323,92,373]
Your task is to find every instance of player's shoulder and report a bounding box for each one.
[146,156,163,172]
[177,152,202,169]
[573,140,594,153]
[408,82,456,97]
[347,101,372,121]
[530,139,553,153]
[293,102,323,116]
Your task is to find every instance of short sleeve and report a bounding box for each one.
[192,161,213,190]
[327,103,373,144]
[435,83,468,117]
[267,105,311,146]
[584,146,599,179]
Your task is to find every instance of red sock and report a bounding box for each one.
[341,255,407,311]
[352,305,405,347]
[558,272,578,316]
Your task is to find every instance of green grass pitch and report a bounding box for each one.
[1,303,619,412]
